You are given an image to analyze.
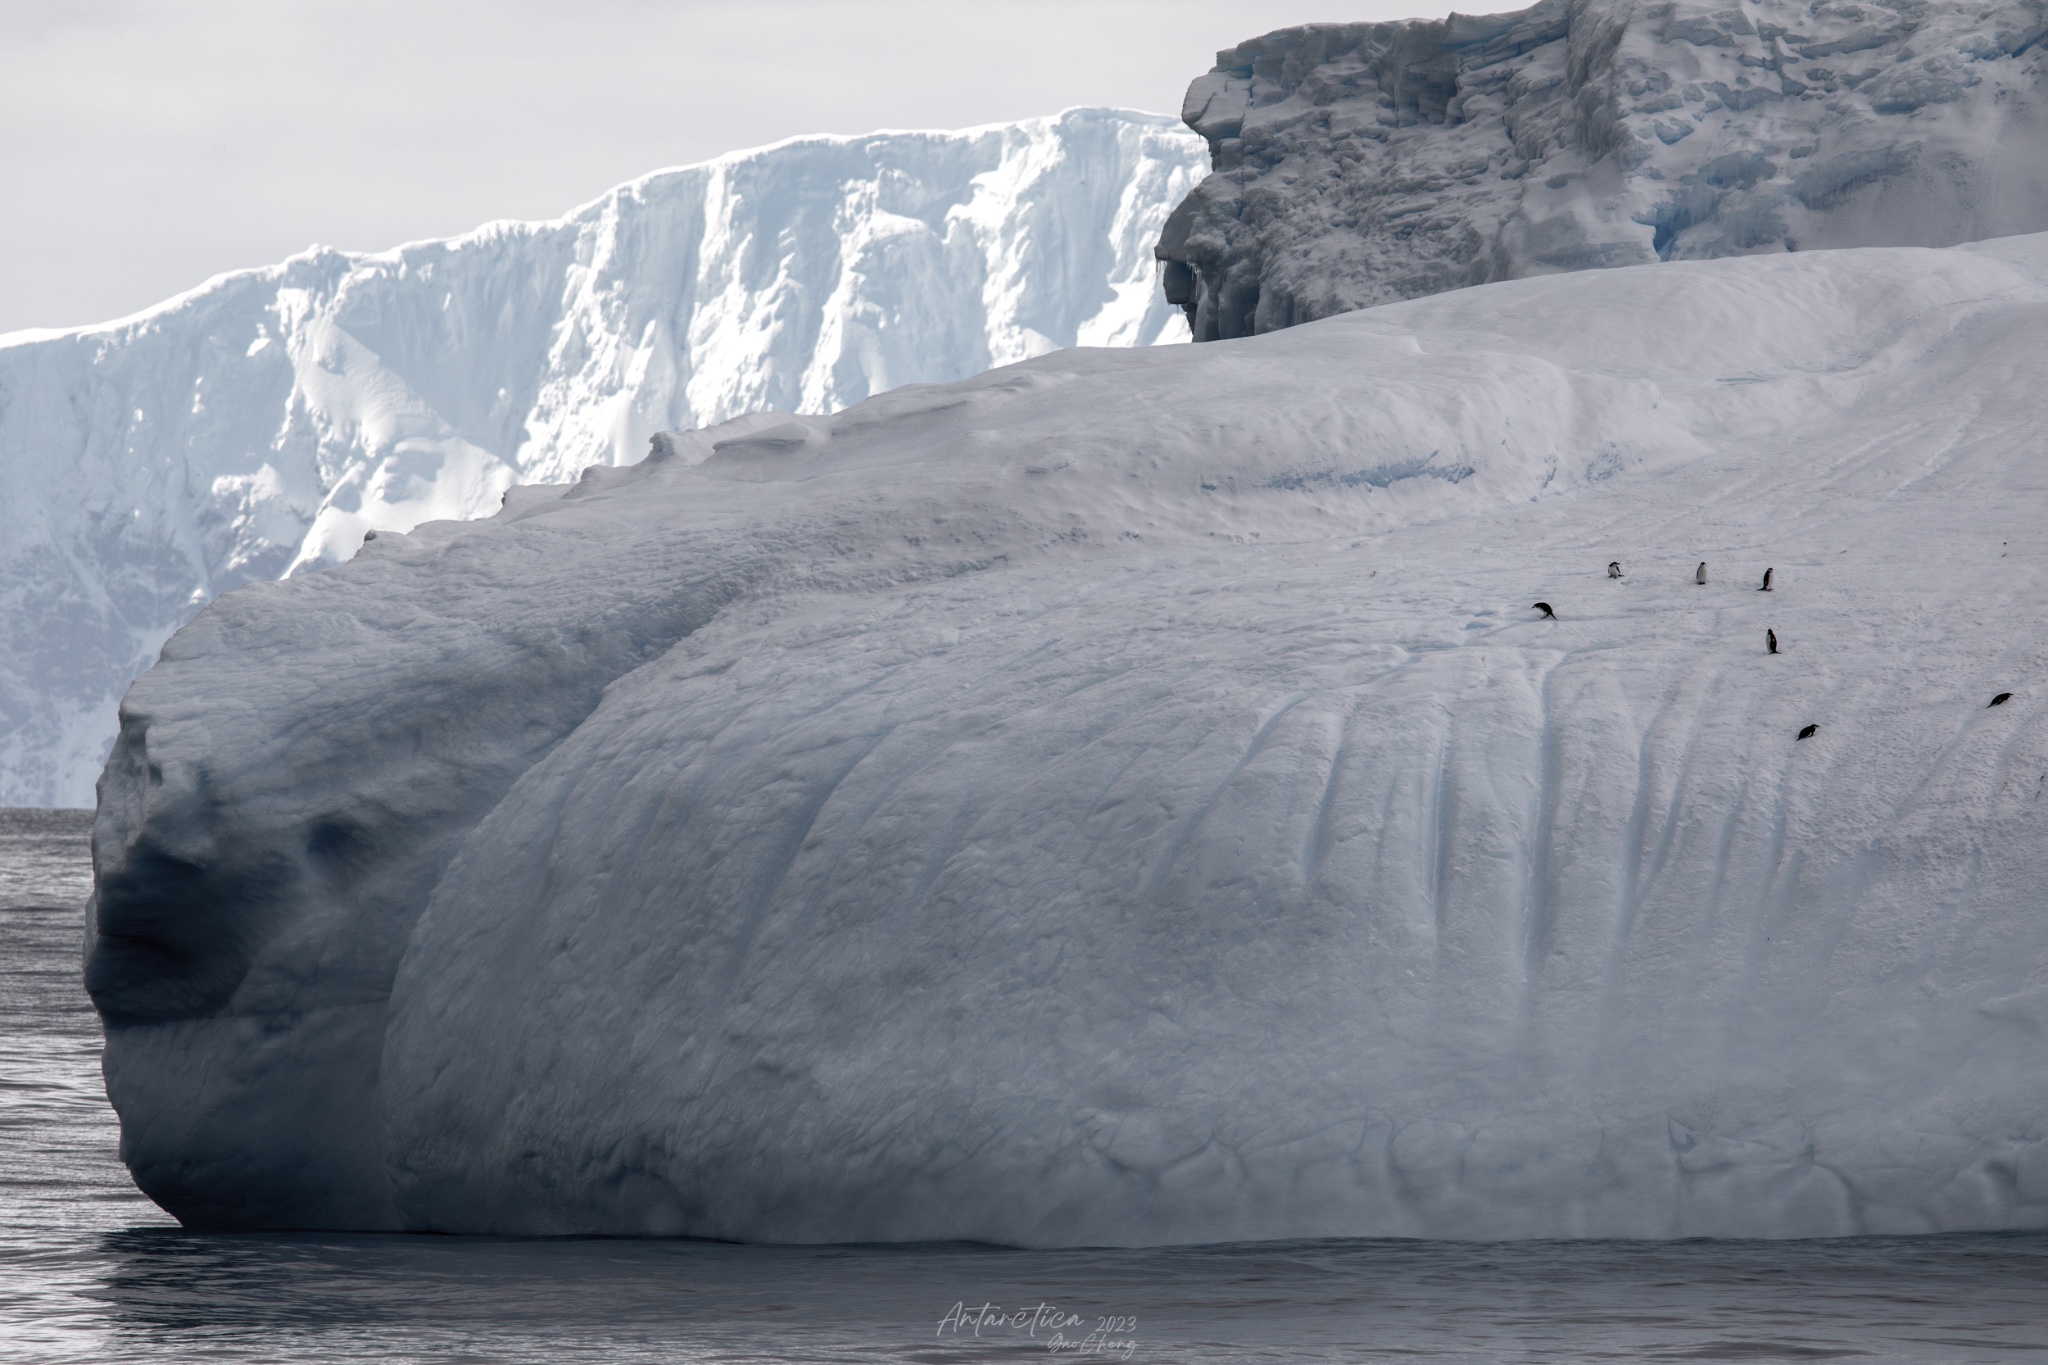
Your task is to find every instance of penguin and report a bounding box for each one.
[1797,724,1818,740]
[1533,601,1556,619]
[1766,629,1778,654]
[1608,561,1623,579]
[1696,561,1708,585]
[1991,692,2013,707]
[1759,567,1774,592]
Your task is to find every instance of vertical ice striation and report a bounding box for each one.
[0,109,1204,805]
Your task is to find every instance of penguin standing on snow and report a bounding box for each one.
[1767,629,1778,654]
[1696,561,1708,584]
[1534,601,1556,619]
[1798,724,1819,740]
[1608,561,1623,579]
[1759,567,1774,591]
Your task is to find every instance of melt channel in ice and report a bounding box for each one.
[89,233,2048,1244]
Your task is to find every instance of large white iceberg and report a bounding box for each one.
[0,109,1203,806]
[91,232,2048,1242]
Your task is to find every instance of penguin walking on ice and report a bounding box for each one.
[1696,561,1708,585]
[1534,601,1556,619]
[1798,724,1819,740]
[1991,692,2013,707]
[1759,567,1774,591]
[1608,561,1623,579]
[1767,629,1778,654]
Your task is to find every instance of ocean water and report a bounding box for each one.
[4,807,2046,1363]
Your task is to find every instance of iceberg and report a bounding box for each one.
[1156,0,2048,338]
[90,232,2048,1242]
[0,109,1204,805]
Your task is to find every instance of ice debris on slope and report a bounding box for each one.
[1155,0,2048,338]
[0,108,1204,805]
[89,234,2048,1243]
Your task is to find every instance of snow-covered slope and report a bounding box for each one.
[90,233,2048,1243]
[0,108,1203,806]
[1155,0,2048,338]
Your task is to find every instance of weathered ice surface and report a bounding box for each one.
[89,235,2048,1243]
[1156,0,2048,339]
[0,109,1203,806]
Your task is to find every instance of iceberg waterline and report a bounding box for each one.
[0,108,1205,806]
[90,233,2048,1243]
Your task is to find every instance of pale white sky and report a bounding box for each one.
[0,0,1460,334]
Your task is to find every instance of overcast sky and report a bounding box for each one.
[0,0,1462,335]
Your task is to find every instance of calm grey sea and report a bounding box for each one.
[3,806,2045,1364]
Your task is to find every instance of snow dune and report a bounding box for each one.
[90,233,2048,1242]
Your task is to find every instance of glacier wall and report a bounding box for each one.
[0,108,1204,806]
[89,233,2048,1242]
[1155,0,2048,338]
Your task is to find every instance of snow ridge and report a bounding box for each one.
[0,108,1204,805]
[1155,0,2048,338]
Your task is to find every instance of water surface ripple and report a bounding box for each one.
[4,809,2044,1363]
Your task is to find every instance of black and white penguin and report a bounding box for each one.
[1759,567,1774,592]
[1797,723,1818,740]
[1608,561,1623,579]
[1991,692,2013,707]
[1696,561,1708,585]
[1533,601,1556,619]
[1767,629,1778,654]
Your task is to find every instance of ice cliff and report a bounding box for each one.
[90,233,2048,1242]
[1155,0,2048,338]
[0,109,1203,805]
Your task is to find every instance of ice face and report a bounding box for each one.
[0,109,1205,806]
[90,234,2048,1243]
[1156,0,2048,339]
